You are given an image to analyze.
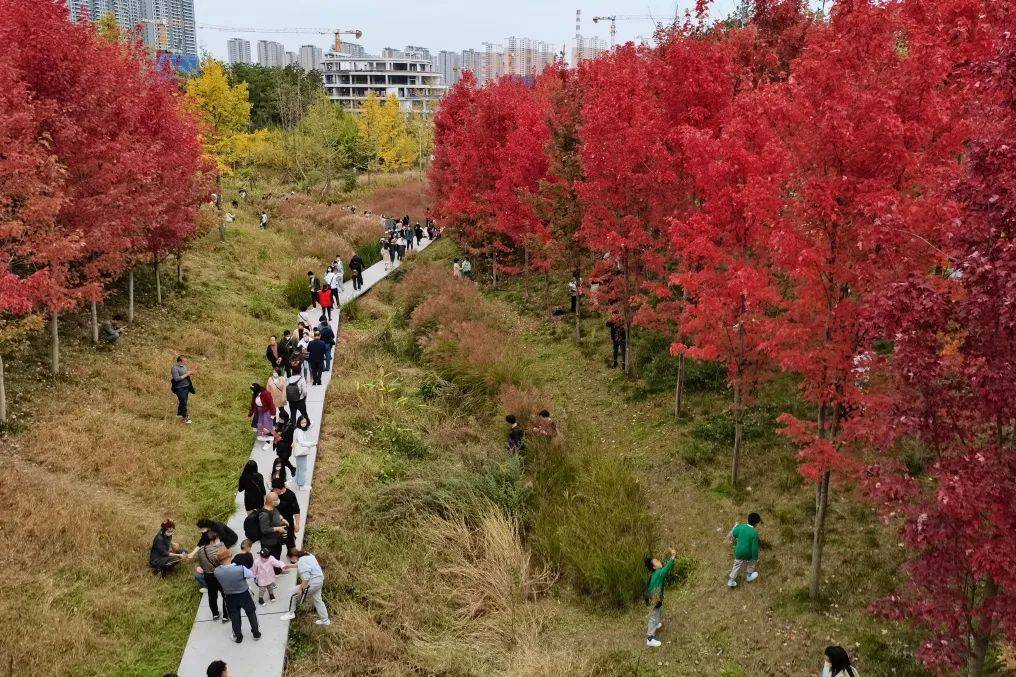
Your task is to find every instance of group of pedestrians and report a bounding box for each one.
[378,213,439,272]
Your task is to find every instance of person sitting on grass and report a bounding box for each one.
[644,547,677,647]
[726,511,762,588]
[532,410,559,439]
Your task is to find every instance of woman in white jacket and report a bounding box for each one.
[293,417,314,489]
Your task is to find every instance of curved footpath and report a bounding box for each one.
[178,235,434,676]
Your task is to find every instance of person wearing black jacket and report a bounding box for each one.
[196,518,239,548]
[319,322,335,372]
[606,319,627,369]
[278,330,296,376]
[272,477,301,553]
[237,460,266,513]
[306,330,328,385]
[349,254,364,291]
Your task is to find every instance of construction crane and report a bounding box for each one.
[141,19,362,53]
[592,14,669,47]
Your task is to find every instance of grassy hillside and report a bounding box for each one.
[287,244,925,676]
[0,173,429,676]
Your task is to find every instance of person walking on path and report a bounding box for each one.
[388,237,399,269]
[726,512,762,588]
[396,233,406,261]
[171,356,198,424]
[249,384,276,445]
[273,413,298,478]
[306,330,327,386]
[258,492,288,561]
[331,258,344,293]
[251,548,284,605]
[318,285,334,322]
[307,271,320,309]
[266,367,287,416]
[278,331,297,377]
[319,322,335,373]
[213,549,261,643]
[272,477,301,553]
[821,646,858,677]
[644,547,677,647]
[280,548,330,625]
[238,460,266,513]
[380,236,392,271]
[349,254,364,291]
[193,530,230,624]
[149,519,189,575]
[414,223,424,246]
[293,417,313,488]
[286,371,310,426]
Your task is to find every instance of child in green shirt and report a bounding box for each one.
[643,547,676,647]
[726,512,762,588]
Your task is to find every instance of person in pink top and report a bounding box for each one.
[251,548,284,605]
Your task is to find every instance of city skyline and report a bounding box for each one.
[195,0,743,62]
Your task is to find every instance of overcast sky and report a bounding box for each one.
[195,0,742,60]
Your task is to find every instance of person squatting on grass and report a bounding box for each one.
[726,511,762,588]
[149,519,189,575]
[644,547,677,647]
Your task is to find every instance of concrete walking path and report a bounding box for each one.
[177,236,435,677]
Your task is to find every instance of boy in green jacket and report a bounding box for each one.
[726,512,762,588]
[644,547,676,647]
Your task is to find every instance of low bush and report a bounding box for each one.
[363,420,430,460]
[247,287,281,320]
[355,238,382,269]
[422,321,530,400]
[283,272,310,309]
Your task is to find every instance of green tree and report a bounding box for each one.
[227,63,323,129]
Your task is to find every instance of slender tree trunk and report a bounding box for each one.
[90,300,99,345]
[128,269,135,323]
[674,353,685,417]
[154,258,162,305]
[574,286,581,345]
[623,320,632,375]
[967,578,997,677]
[50,311,60,375]
[732,383,744,486]
[0,354,7,425]
[810,467,832,600]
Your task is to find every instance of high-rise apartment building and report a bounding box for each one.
[285,51,298,67]
[502,36,557,77]
[436,50,462,87]
[339,42,366,58]
[257,40,286,67]
[298,44,323,72]
[227,38,252,65]
[65,0,196,55]
[572,35,608,65]
[460,49,482,81]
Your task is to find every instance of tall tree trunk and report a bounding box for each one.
[732,383,744,486]
[967,578,997,677]
[50,311,60,375]
[0,353,7,425]
[623,320,632,375]
[128,269,135,323]
[574,285,581,345]
[674,353,685,417]
[90,300,99,345]
[810,469,832,599]
[154,258,162,305]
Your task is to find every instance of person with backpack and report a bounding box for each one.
[258,492,288,561]
[644,547,677,647]
[726,512,762,588]
[286,371,310,426]
[349,254,364,291]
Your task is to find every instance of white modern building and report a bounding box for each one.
[257,39,286,67]
[299,44,323,72]
[321,51,446,112]
[227,38,251,64]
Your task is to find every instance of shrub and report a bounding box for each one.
[340,298,360,322]
[364,420,429,460]
[247,288,280,320]
[283,272,310,309]
[422,321,530,400]
[530,442,656,608]
[682,357,728,393]
[355,238,382,269]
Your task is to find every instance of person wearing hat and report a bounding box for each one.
[726,512,762,588]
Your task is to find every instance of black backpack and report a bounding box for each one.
[286,380,302,402]
[243,509,263,542]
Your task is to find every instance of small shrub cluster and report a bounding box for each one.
[283,272,310,309]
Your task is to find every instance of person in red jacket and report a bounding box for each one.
[249,383,277,445]
[318,285,333,322]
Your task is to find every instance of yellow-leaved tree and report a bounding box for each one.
[356,93,416,173]
[185,58,253,176]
